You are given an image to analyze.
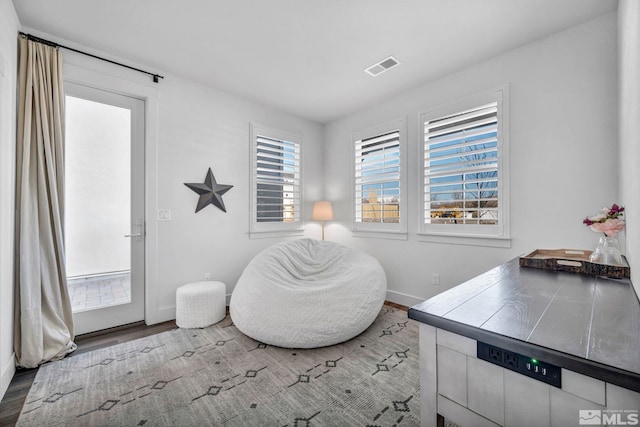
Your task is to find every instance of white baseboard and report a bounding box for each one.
[149,292,420,325]
[386,290,424,308]
[146,305,176,325]
[0,352,15,402]
[226,290,422,309]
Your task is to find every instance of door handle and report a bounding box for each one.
[125,218,144,240]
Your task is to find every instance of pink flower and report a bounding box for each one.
[583,203,625,234]
[589,218,625,237]
[610,204,624,215]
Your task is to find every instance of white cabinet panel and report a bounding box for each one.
[437,328,476,357]
[550,387,604,427]
[606,383,640,410]
[561,369,605,406]
[468,357,505,425]
[437,345,467,406]
[438,394,500,427]
[504,370,550,427]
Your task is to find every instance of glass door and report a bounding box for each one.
[64,82,145,335]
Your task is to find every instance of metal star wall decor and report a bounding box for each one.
[184,168,233,213]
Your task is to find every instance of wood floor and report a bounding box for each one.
[0,302,408,426]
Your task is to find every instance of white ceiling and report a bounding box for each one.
[13,0,617,123]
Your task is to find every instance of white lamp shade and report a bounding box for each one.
[311,201,334,221]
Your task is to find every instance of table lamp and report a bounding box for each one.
[311,201,334,241]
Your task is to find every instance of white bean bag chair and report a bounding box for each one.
[230,238,387,348]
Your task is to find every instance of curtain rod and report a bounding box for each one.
[19,32,164,83]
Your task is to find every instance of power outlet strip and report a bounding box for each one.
[477,341,562,388]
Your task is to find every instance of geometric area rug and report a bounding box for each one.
[17,306,420,426]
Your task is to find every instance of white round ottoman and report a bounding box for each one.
[176,281,226,328]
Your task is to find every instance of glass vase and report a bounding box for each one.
[589,236,624,266]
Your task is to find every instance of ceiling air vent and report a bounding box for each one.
[365,56,400,77]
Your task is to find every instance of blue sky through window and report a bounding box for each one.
[424,103,499,224]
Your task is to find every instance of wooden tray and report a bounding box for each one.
[519,249,630,279]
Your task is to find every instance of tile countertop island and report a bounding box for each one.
[409,258,640,427]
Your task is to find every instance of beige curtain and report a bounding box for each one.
[14,37,76,368]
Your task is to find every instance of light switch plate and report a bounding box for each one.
[157,209,172,221]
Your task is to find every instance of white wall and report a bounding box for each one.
[0,0,19,402]
[151,73,324,322]
[619,1,640,297]
[324,13,619,305]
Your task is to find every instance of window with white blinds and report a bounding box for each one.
[353,119,406,235]
[250,124,302,236]
[421,88,508,240]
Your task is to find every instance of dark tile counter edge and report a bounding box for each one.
[408,308,640,393]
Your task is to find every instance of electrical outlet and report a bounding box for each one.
[432,273,440,286]
[503,351,518,368]
[204,272,212,281]
[488,347,502,362]
[477,341,561,388]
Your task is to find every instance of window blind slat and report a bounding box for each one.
[257,142,299,157]
[355,139,400,155]
[256,171,299,178]
[257,208,300,213]
[257,156,298,167]
[256,198,299,204]
[257,135,298,147]
[424,125,497,147]
[425,116,497,140]
[356,131,400,146]
[256,143,298,155]
[356,160,400,174]
[255,170,298,179]
[426,147,497,165]
[426,161,498,176]
[256,195,299,201]
[356,176,401,186]
[355,163,400,176]
[425,164,498,175]
[255,190,300,196]
[355,151,400,164]
[425,135,498,157]
[256,179,299,187]
[425,104,497,132]
[255,169,299,177]
[424,165,497,179]
[255,190,299,195]
[427,194,498,202]
[424,175,498,187]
